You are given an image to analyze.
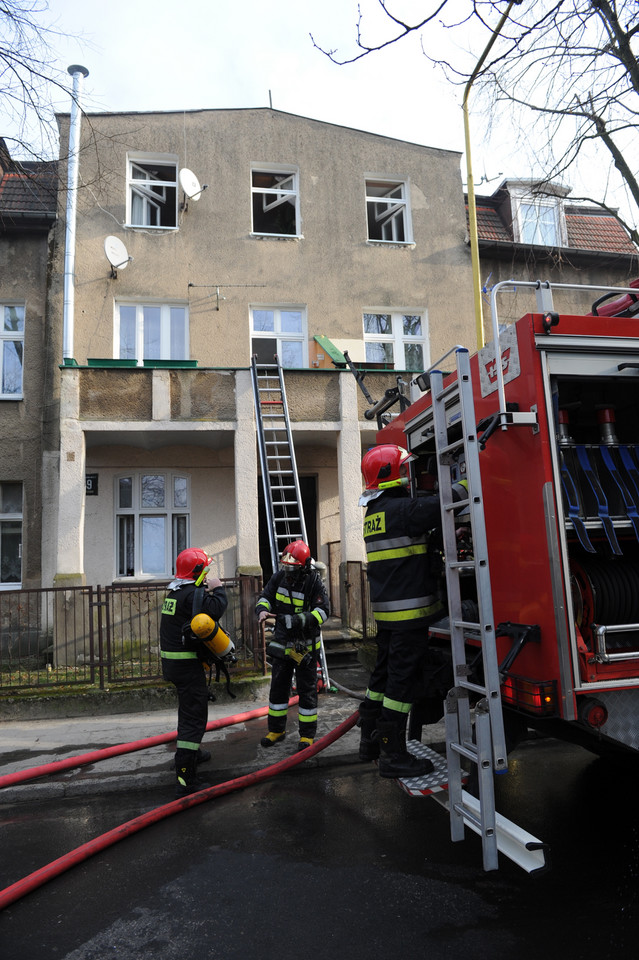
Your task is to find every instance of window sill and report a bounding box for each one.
[142,359,198,368]
[250,233,303,241]
[124,224,179,232]
[0,395,23,400]
[366,240,415,249]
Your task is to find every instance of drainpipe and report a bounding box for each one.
[62,64,89,363]
[463,3,516,350]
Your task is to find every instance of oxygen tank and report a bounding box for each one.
[190,613,234,659]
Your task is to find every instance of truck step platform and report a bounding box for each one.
[397,743,550,874]
[396,740,453,797]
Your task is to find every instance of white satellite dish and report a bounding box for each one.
[179,168,206,202]
[104,236,131,276]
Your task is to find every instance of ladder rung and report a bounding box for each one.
[447,560,475,570]
[434,380,460,402]
[452,619,482,630]
[443,498,469,513]
[438,438,464,457]
[458,679,490,697]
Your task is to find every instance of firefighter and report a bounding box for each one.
[160,547,228,797]
[358,444,444,778]
[256,540,330,751]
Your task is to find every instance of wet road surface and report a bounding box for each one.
[2,701,639,959]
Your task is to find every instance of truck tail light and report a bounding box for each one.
[501,675,558,717]
[578,697,608,729]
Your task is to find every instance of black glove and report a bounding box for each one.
[284,613,308,631]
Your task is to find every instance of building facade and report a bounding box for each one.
[43,108,475,610]
[0,139,57,590]
[3,109,637,627]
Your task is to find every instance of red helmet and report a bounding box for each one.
[175,548,211,579]
[281,540,311,568]
[361,444,412,490]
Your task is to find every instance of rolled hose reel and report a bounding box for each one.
[570,557,639,651]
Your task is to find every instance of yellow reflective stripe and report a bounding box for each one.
[311,609,326,625]
[383,697,411,714]
[161,650,199,659]
[275,591,303,608]
[268,706,289,717]
[367,544,428,562]
[176,740,199,750]
[373,602,443,622]
[299,713,317,724]
[367,689,384,702]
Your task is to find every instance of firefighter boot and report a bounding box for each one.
[376,719,434,779]
[196,748,211,765]
[357,699,381,761]
[260,731,286,747]
[174,749,207,798]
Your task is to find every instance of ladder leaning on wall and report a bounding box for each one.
[250,354,330,689]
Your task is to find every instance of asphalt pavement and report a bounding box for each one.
[0,666,380,804]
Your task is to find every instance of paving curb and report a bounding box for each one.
[0,676,271,722]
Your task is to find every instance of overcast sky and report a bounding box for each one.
[42,0,505,185]
[10,0,634,222]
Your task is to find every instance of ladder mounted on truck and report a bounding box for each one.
[398,347,548,875]
[250,355,330,689]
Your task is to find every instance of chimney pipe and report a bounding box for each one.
[62,64,89,362]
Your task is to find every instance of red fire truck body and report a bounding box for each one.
[376,305,639,756]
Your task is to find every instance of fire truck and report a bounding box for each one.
[370,278,639,873]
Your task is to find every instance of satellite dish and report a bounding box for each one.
[104,236,131,276]
[179,168,207,202]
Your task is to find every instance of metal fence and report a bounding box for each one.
[0,575,263,692]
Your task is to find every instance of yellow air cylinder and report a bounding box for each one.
[190,613,234,658]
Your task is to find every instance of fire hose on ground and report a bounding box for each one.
[0,704,359,911]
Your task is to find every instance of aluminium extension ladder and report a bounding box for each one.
[250,354,329,689]
[427,347,546,873]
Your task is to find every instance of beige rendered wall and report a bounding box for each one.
[53,108,475,369]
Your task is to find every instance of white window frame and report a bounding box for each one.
[250,305,308,368]
[115,301,189,365]
[115,473,190,579]
[1,303,25,399]
[363,310,428,371]
[365,178,412,244]
[250,164,301,237]
[0,481,22,588]
[126,153,179,229]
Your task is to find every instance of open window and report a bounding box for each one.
[251,167,300,237]
[365,179,411,243]
[127,155,178,228]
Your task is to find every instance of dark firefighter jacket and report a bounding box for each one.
[363,487,443,631]
[256,568,330,660]
[160,580,229,661]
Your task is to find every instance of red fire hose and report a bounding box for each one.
[0,710,359,911]
[0,702,296,790]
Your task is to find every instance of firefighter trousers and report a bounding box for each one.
[267,656,318,738]
[161,656,208,750]
[366,626,429,722]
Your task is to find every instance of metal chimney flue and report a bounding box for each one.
[62,64,89,363]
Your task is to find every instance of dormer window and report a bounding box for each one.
[518,198,561,246]
[510,182,569,247]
